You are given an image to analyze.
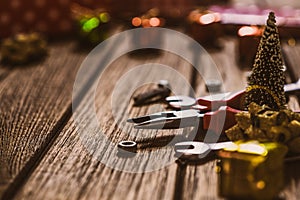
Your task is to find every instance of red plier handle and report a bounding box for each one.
[202,106,241,134]
[196,90,245,111]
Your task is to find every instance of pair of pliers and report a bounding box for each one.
[128,90,244,134]
[128,78,300,134]
[166,90,245,111]
[166,78,300,111]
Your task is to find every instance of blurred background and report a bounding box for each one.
[1,0,300,37]
[1,0,300,69]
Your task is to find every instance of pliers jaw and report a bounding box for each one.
[127,110,202,129]
[127,111,177,124]
[134,118,183,129]
[133,117,201,129]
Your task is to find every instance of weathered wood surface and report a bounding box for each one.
[13,48,197,199]
[0,41,86,199]
[283,43,300,83]
[0,34,124,199]
[184,39,300,200]
[1,31,300,200]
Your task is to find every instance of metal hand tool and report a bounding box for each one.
[166,79,300,110]
[127,109,201,129]
[166,90,244,111]
[128,88,244,133]
[174,141,236,159]
[284,78,300,95]
[128,105,240,134]
[133,80,171,106]
[128,79,300,133]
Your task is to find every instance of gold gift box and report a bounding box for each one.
[217,141,288,200]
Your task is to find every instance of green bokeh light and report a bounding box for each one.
[82,17,100,32]
[99,13,110,23]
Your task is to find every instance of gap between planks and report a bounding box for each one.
[0,26,126,200]
[13,49,198,200]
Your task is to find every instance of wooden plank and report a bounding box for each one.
[13,48,197,199]
[0,41,90,199]
[280,160,300,200]
[183,38,300,200]
[282,43,300,83]
[0,24,125,199]
[193,38,249,97]
[181,161,221,200]
[12,33,300,200]
[180,38,246,200]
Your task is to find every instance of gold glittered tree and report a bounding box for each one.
[244,12,286,110]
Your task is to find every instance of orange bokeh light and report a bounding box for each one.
[149,17,160,27]
[132,17,142,27]
[238,26,261,36]
[199,13,215,25]
[142,19,150,27]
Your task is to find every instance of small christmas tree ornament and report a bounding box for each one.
[244,12,286,110]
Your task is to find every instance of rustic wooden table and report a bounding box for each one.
[1,27,300,200]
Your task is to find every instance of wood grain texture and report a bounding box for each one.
[183,39,300,200]
[181,38,246,200]
[283,43,300,83]
[6,35,300,200]
[14,49,197,199]
[182,161,221,200]
[280,160,300,200]
[0,41,88,199]
[192,38,249,98]
[263,42,300,199]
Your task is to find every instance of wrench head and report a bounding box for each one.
[166,95,196,108]
[175,141,210,157]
